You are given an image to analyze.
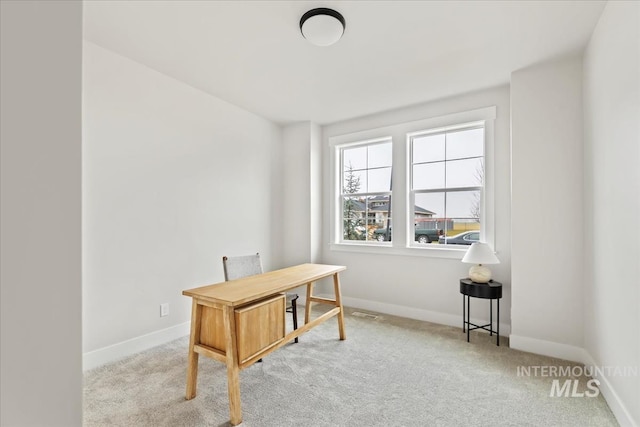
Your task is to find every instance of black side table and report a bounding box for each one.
[460,278,502,346]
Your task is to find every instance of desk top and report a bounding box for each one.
[183,263,346,307]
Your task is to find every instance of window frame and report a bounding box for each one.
[329,106,496,259]
[407,121,485,249]
[335,137,393,246]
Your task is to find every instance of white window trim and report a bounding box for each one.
[407,121,485,249]
[333,136,393,246]
[329,106,496,259]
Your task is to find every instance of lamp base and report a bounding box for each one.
[469,264,492,283]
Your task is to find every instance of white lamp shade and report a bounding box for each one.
[461,242,500,265]
[300,8,345,47]
[461,242,499,283]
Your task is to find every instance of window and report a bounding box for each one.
[339,139,392,243]
[409,123,484,246]
[330,106,495,257]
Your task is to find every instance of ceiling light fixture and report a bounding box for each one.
[300,8,345,47]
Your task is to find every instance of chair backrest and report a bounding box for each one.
[222,253,263,281]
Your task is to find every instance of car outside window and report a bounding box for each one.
[465,232,479,242]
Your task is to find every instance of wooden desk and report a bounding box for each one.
[182,263,347,425]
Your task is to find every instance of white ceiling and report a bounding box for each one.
[83,1,606,125]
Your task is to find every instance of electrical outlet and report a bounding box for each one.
[160,303,169,317]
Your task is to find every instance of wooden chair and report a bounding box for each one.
[222,253,299,343]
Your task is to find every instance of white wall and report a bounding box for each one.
[0,1,83,425]
[279,122,322,268]
[583,2,640,425]
[321,86,512,332]
[82,42,282,366]
[310,122,323,263]
[510,56,585,359]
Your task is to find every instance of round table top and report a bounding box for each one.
[460,278,502,299]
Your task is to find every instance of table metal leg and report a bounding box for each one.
[490,299,493,336]
[462,294,465,332]
[497,298,500,346]
[466,295,470,343]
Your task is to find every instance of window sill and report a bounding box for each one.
[329,242,468,259]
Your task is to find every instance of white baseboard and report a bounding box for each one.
[83,321,190,371]
[582,352,638,427]
[509,334,588,363]
[317,294,511,336]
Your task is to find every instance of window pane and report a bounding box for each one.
[368,167,392,192]
[413,134,445,163]
[446,128,483,160]
[343,168,366,194]
[368,142,392,168]
[343,146,367,171]
[414,192,447,242]
[446,190,481,219]
[413,162,445,190]
[367,195,392,242]
[415,192,444,219]
[446,158,483,189]
[342,197,365,241]
[342,195,392,241]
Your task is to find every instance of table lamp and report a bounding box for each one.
[461,242,500,283]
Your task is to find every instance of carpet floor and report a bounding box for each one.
[84,307,618,426]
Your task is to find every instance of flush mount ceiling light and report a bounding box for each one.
[300,8,345,47]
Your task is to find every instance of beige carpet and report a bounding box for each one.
[84,307,618,426]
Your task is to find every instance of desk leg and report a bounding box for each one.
[333,273,346,340]
[305,282,314,324]
[186,300,202,400]
[223,305,242,426]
